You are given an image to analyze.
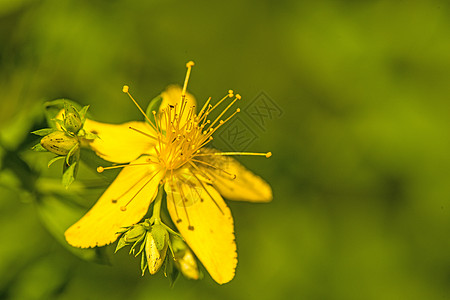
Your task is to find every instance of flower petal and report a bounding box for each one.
[83,119,156,163]
[195,148,273,202]
[159,85,197,130]
[65,156,163,248]
[165,173,237,284]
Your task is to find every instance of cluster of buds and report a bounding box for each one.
[115,219,199,282]
[31,102,96,188]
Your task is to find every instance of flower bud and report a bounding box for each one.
[123,224,146,243]
[63,104,83,133]
[40,131,79,156]
[145,224,169,274]
[171,236,199,280]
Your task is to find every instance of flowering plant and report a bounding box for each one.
[33,62,272,284]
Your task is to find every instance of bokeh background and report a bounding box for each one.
[1,0,450,299]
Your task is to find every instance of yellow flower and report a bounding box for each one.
[64,62,272,284]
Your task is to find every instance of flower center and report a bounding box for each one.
[154,90,238,171]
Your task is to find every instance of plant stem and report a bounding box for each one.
[152,185,164,224]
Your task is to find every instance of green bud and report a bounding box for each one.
[145,225,169,274]
[123,224,146,243]
[171,236,199,280]
[40,131,79,156]
[63,104,83,133]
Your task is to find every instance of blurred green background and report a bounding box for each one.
[1,0,450,299]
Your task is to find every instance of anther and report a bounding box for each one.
[236,94,241,100]
[120,206,127,211]
[236,108,241,112]
[122,85,129,93]
[266,152,272,158]
[188,225,194,231]
[97,166,104,173]
[186,61,195,68]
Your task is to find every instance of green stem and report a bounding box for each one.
[152,185,164,224]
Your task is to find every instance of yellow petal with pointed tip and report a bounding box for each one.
[159,85,197,130]
[65,156,163,248]
[165,174,236,284]
[196,148,273,202]
[83,119,156,163]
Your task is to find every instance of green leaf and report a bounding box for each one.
[31,143,47,152]
[65,144,80,166]
[115,235,127,253]
[145,95,162,124]
[81,131,98,140]
[136,234,147,256]
[163,254,179,287]
[78,105,90,123]
[47,156,65,168]
[36,195,110,264]
[31,128,56,136]
[141,251,148,276]
[129,234,143,256]
[62,162,77,188]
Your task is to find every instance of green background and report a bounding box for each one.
[1,0,450,299]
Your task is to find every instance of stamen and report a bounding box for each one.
[190,172,224,215]
[120,169,163,211]
[128,126,157,141]
[122,85,157,129]
[208,95,240,129]
[188,160,213,182]
[182,61,195,99]
[96,160,157,173]
[191,159,236,179]
[197,97,211,119]
[111,173,149,207]
[176,179,194,231]
[207,92,234,116]
[168,176,181,223]
[184,179,204,203]
[201,108,240,145]
[195,151,272,158]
